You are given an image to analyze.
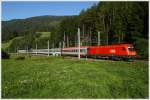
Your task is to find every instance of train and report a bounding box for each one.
[18,44,137,61]
[62,44,136,60]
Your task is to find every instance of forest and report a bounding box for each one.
[2,2,148,59]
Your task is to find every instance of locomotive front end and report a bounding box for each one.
[128,45,137,56]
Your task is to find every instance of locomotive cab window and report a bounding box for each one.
[128,47,135,51]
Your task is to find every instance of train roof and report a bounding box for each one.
[63,44,133,49]
[89,44,133,47]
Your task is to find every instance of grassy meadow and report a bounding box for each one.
[2,37,23,50]
[2,54,148,98]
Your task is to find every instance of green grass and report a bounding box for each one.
[2,37,23,49]
[2,54,148,98]
[37,32,51,38]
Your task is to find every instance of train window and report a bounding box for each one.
[82,49,84,52]
[122,47,126,51]
[128,47,135,51]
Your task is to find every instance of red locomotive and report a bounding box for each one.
[62,44,137,60]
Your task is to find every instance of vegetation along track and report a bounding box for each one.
[2,54,148,98]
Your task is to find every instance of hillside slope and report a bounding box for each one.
[2,37,23,50]
[2,31,51,51]
[2,15,67,41]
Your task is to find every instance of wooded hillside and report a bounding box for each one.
[56,2,148,59]
[2,2,148,59]
[2,15,67,41]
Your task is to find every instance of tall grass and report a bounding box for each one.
[2,54,148,98]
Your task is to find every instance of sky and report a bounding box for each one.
[2,1,99,21]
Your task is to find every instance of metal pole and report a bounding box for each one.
[121,32,124,43]
[118,33,120,44]
[90,27,91,46]
[53,43,54,48]
[36,43,37,55]
[48,40,49,56]
[61,41,62,56]
[63,32,65,48]
[8,48,9,54]
[63,41,65,48]
[78,28,80,59]
[67,35,69,47]
[98,31,100,46]
[107,29,109,45]
[17,46,18,55]
[83,24,84,37]
[59,42,61,48]
[27,46,28,55]
[15,46,16,53]
[59,42,62,56]
[82,24,84,46]
[75,36,76,46]
[86,55,87,60]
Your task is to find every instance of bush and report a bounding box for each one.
[134,38,148,59]
[15,56,25,60]
[2,49,10,59]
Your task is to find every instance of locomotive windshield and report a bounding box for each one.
[128,47,135,51]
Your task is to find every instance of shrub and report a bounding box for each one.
[134,38,148,59]
[15,56,25,60]
[2,49,10,59]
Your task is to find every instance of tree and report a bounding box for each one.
[2,49,10,59]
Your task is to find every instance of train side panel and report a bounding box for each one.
[87,45,131,56]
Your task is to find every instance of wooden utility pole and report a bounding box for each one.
[48,40,49,56]
[78,28,80,59]
[98,31,101,46]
